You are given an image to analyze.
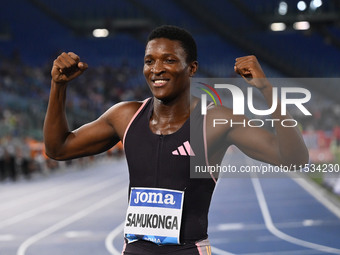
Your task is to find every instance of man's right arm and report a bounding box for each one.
[43,52,140,160]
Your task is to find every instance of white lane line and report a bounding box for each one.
[0,175,124,229]
[0,177,110,212]
[0,167,95,202]
[302,219,322,227]
[217,223,245,231]
[251,175,340,254]
[17,187,126,255]
[214,219,333,232]
[64,231,93,238]
[292,173,340,219]
[0,159,124,206]
[105,221,125,255]
[0,234,15,241]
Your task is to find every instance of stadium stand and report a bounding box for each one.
[0,0,339,192]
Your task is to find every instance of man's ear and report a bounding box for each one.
[189,61,198,77]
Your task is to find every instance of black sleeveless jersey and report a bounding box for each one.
[123,97,216,243]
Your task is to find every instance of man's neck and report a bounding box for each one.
[150,95,198,135]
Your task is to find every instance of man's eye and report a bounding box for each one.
[145,59,153,64]
[165,59,176,63]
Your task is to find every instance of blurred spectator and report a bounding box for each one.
[17,137,32,179]
[4,135,18,181]
[0,143,4,181]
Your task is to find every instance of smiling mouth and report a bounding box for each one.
[152,79,170,87]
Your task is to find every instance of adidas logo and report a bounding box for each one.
[172,141,195,156]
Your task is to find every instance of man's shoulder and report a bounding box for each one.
[100,98,151,139]
[207,104,233,118]
[116,100,145,110]
[106,98,150,118]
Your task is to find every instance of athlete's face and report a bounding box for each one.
[143,38,197,101]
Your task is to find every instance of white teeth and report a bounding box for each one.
[154,80,167,84]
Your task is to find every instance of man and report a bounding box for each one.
[44,25,308,254]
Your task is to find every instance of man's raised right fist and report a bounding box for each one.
[51,52,88,84]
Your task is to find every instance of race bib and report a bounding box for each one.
[124,187,184,245]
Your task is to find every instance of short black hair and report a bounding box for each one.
[147,25,197,63]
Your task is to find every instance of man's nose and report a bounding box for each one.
[151,60,165,74]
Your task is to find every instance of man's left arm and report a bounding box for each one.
[229,55,309,167]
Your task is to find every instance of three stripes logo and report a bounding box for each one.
[172,141,195,156]
[172,83,223,157]
[197,82,223,115]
